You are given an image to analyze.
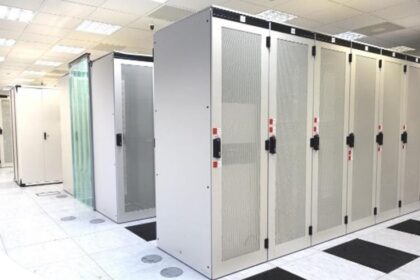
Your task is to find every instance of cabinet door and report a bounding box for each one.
[15,88,45,184]
[400,65,420,213]
[376,59,405,222]
[0,99,13,166]
[42,89,62,182]
[267,32,314,258]
[211,18,269,278]
[347,50,380,232]
[114,59,155,222]
[312,42,350,244]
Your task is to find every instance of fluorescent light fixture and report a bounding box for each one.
[388,46,415,53]
[0,5,34,23]
[0,56,4,62]
[0,38,16,47]
[151,0,168,3]
[2,86,11,91]
[335,31,366,41]
[76,20,121,35]
[52,45,85,54]
[23,70,46,76]
[35,60,62,67]
[257,9,297,23]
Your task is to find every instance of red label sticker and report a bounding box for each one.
[212,128,218,135]
[212,161,218,168]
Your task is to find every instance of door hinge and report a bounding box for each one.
[379,59,382,69]
[266,36,271,49]
[264,238,269,249]
[404,65,407,73]
[309,226,313,236]
[346,133,355,148]
[265,136,276,154]
[312,46,316,57]
[374,207,378,215]
[310,135,320,151]
[398,200,402,208]
[349,53,353,63]
[344,215,348,225]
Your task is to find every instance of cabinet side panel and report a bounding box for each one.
[154,10,212,278]
[91,54,118,220]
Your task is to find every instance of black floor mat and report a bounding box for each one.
[244,268,305,280]
[389,219,420,236]
[126,222,156,241]
[325,239,418,273]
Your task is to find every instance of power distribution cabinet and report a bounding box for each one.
[155,6,420,279]
[91,52,155,223]
[11,86,62,186]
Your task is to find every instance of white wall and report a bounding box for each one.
[58,75,73,194]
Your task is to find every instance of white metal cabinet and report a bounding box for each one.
[376,53,406,222]
[12,86,62,186]
[92,52,155,223]
[267,25,314,258]
[311,40,351,244]
[346,46,381,232]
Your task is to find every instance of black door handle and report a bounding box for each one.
[43,132,47,140]
[213,137,221,159]
[310,134,320,151]
[265,136,276,154]
[376,132,384,146]
[116,133,123,146]
[346,133,355,148]
[401,131,408,144]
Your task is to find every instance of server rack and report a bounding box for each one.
[0,96,13,167]
[91,52,155,223]
[11,86,62,186]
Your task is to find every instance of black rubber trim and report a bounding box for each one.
[114,52,153,62]
[406,55,419,63]
[382,49,406,61]
[315,33,351,48]
[212,7,269,29]
[351,42,381,54]
[271,22,315,39]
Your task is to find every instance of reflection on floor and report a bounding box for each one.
[0,167,420,280]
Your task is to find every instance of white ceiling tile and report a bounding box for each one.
[63,0,107,6]
[339,0,411,12]
[59,38,97,49]
[25,24,71,37]
[0,29,22,39]
[87,49,109,60]
[101,0,162,16]
[128,16,171,31]
[393,14,420,28]
[0,19,27,33]
[333,13,385,30]
[19,32,61,45]
[242,0,292,9]
[31,13,82,29]
[89,8,139,25]
[275,0,337,17]
[357,36,396,48]
[122,47,152,55]
[305,4,362,24]
[375,28,420,44]
[373,0,420,20]
[166,0,228,11]
[222,0,267,15]
[102,27,152,47]
[0,0,44,10]
[65,30,107,42]
[315,24,347,35]
[40,0,97,17]
[286,17,323,29]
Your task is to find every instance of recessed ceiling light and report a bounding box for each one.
[388,46,415,53]
[0,57,4,62]
[0,38,16,47]
[35,60,62,67]
[23,70,46,76]
[257,10,297,23]
[0,5,34,23]
[52,45,85,54]
[334,31,366,41]
[76,20,121,35]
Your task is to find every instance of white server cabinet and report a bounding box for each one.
[267,23,315,258]
[92,52,155,223]
[346,44,381,232]
[11,86,62,186]
[375,51,406,222]
[400,56,420,214]
[155,8,269,279]
[311,36,351,244]
[0,96,13,167]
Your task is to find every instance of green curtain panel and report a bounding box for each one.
[69,56,94,207]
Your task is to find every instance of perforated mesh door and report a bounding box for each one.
[121,64,155,212]
[379,61,402,213]
[317,48,346,232]
[221,27,262,261]
[275,39,308,244]
[351,55,377,221]
[1,100,13,164]
[403,66,420,205]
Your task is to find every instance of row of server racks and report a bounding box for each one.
[154,7,420,279]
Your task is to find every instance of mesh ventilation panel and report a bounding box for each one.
[275,39,308,244]
[221,27,262,261]
[403,67,420,205]
[121,64,155,212]
[379,61,401,213]
[1,100,13,163]
[317,48,346,232]
[351,55,376,221]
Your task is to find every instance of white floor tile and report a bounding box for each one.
[388,258,420,280]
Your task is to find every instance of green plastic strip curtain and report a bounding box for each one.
[69,55,94,207]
